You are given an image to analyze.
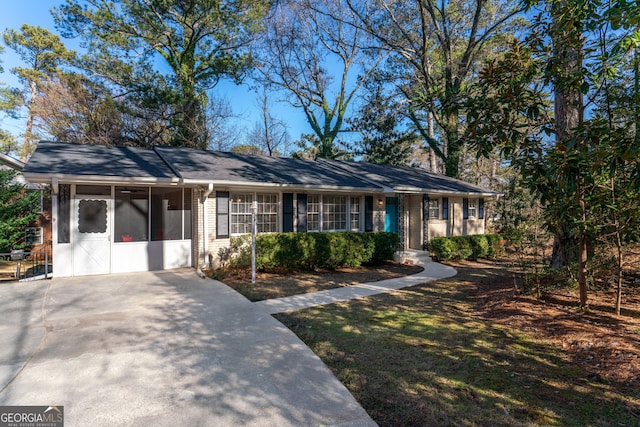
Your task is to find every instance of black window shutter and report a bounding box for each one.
[297,194,307,232]
[364,196,373,232]
[442,197,449,220]
[463,198,469,220]
[216,191,229,238]
[282,193,294,232]
[479,198,485,219]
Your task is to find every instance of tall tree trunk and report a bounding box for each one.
[613,178,624,316]
[20,80,38,161]
[550,0,587,306]
[428,111,437,172]
[635,46,640,145]
[443,113,461,178]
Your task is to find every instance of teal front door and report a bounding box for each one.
[385,197,398,232]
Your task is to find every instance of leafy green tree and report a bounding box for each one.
[348,78,417,165]
[0,46,21,154]
[467,0,640,308]
[0,170,40,253]
[3,24,75,159]
[54,0,270,149]
[346,0,525,178]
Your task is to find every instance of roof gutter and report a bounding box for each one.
[22,173,183,186]
[393,187,501,198]
[0,152,25,170]
[180,179,382,194]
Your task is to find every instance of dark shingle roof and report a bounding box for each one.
[23,141,496,196]
[154,146,380,189]
[321,159,498,195]
[23,141,177,180]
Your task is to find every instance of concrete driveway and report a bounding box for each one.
[0,270,375,426]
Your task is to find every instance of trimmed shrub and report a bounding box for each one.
[429,234,504,261]
[370,232,400,263]
[468,234,489,260]
[245,231,398,272]
[429,237,457,261]
[451,236,473,260]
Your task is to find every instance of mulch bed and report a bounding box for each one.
[212,261,424,301]
[448,258,640,387]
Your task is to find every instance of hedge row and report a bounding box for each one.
[228,232,399,272]
[429,234,504,261]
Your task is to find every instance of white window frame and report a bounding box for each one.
[350,196,361,231]
[428,199,440,220]
[256,193,278,233]
[230,193,254,235]
[230,192,279,235]
[25,227,43,246]
[307,195,321,232]
[322,195,347,231]
[468,198,478,219]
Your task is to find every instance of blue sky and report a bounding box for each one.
[0,1,308,147]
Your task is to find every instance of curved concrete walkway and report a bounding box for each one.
[0,254,455,427]
[255,253,457,314]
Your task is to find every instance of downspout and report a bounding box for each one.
[197,183,214,278]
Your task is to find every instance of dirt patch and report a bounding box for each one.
[448,258,640,387]
[214,261,424,301]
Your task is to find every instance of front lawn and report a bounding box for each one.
[275,259,640,426]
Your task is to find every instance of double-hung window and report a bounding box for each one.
[468,198,478,219]
[230,193,279,235]
[322,196,347,231]
[307,195,320,231]
[257,193,278,233]
[306,195,352,232]
[428,199,440,220]
[25,227,43,246]
[230,193,254,234]
[350,196,361,231]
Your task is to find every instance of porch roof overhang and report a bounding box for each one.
[23,141,180,186]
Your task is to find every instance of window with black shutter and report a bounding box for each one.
[442,197,449,220]
[296,194,307,232]
[216,191,229,238]
[283,193,294,232]
[364,196,373,232]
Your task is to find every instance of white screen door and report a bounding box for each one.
[73,197,110,275]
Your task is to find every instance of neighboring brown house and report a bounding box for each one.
[0,152,52,255]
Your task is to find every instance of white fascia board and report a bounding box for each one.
[392,187,501,198]
[22,173,183,186]
[181,179,383,194]
[0,152,25,170]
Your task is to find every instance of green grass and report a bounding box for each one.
[275,276,639,426]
